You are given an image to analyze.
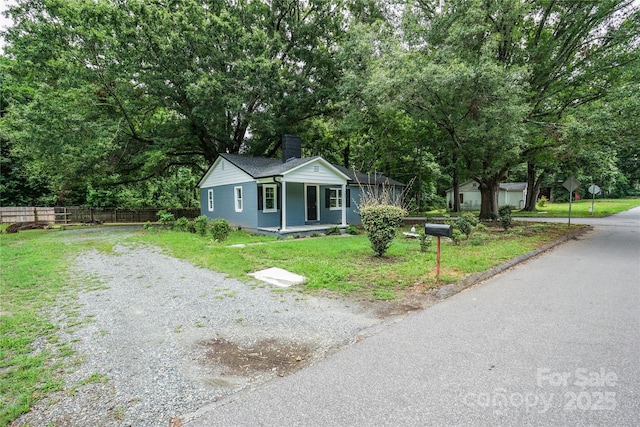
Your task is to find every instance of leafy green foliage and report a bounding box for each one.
[1,0,637,210]
[450,229,463,246]
[2,0,351,205]
[397,0,639,217]
[537,196,547,208]
[209,219,230,242]
[498,205,513,230]
[325,226,342,236]
[156,210,175,225]
[345,225,359,235]
[360,205,406,256]
[419,233,432,253]
[455,212,479,238]
[173,217,190,232]
[193,215,209,237]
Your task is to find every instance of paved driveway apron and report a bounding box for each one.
[186,207,640,427]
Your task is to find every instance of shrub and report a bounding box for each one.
[455,215,474,238]
[143,221,153,230]
[210,218,231,242]
[498,205,513,230]
[173,217,189,232]
[360,205,407,256]
[356,176,410,257]
[345,225,359,235]
[537,195,547,207]
[325,226,341,235]
[460,212,479,226]
[419,233,433,253]
[451,229,463,246]
[194,215,209,236]
[157,209,175,225]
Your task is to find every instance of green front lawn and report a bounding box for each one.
[514,198,640,217]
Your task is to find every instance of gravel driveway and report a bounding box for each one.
[13,238,393,427]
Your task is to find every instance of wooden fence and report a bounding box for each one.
[0,207,200,224]
[0,207,56,223]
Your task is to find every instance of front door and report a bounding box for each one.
[306,185,318,221]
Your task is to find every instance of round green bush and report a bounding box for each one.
[360,205,406,256]
[210,218,231,242]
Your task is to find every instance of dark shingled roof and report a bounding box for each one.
[332,164,405,187]
[219,153,405,186]
[219,153,326,178]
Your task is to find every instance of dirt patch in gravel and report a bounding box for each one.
[370,299,423,318]
[200,338,314,377]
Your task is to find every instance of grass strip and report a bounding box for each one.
[0,229,115,425]
[513,198,640,218]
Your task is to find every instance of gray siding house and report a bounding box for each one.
[197,136,404,235]
[446,180,528,211]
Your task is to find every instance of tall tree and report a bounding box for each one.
[400,0,639,216]
[3,0,348,203]
[0,56,56,205]
[519,0,640,210]
[397,0,529,219]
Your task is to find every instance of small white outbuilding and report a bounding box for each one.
[446,180,528,211]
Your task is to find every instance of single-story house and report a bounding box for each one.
[197,135,405,235]
[446,180,528,211]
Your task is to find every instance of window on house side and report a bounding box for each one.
[207,189,214,211]
[264,185,277,213]
[329,188,342,209]
[235,186,243,212]
[459,193,464,204]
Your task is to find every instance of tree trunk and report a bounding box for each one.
[478,178,500,220]
[342,142,350,169]
[522,162,538,211]
[453,174,460,212]
[522,162,545,211]
[452,153,461,212]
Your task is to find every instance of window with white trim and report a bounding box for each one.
[234,186,243,212]
[207,189,214,211]
[263,184,277,213]
[329,188,342,209]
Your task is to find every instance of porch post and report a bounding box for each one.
[281,180,287,231]
[341,183,347,226]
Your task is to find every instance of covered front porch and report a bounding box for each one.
[256,223,348,237]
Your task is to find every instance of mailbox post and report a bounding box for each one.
[424,224,453,280]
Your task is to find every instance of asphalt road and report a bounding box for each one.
[184,207,640,427]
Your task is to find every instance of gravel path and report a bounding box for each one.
[13,241,384,427]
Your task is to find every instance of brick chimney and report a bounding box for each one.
[282,135,302,163]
